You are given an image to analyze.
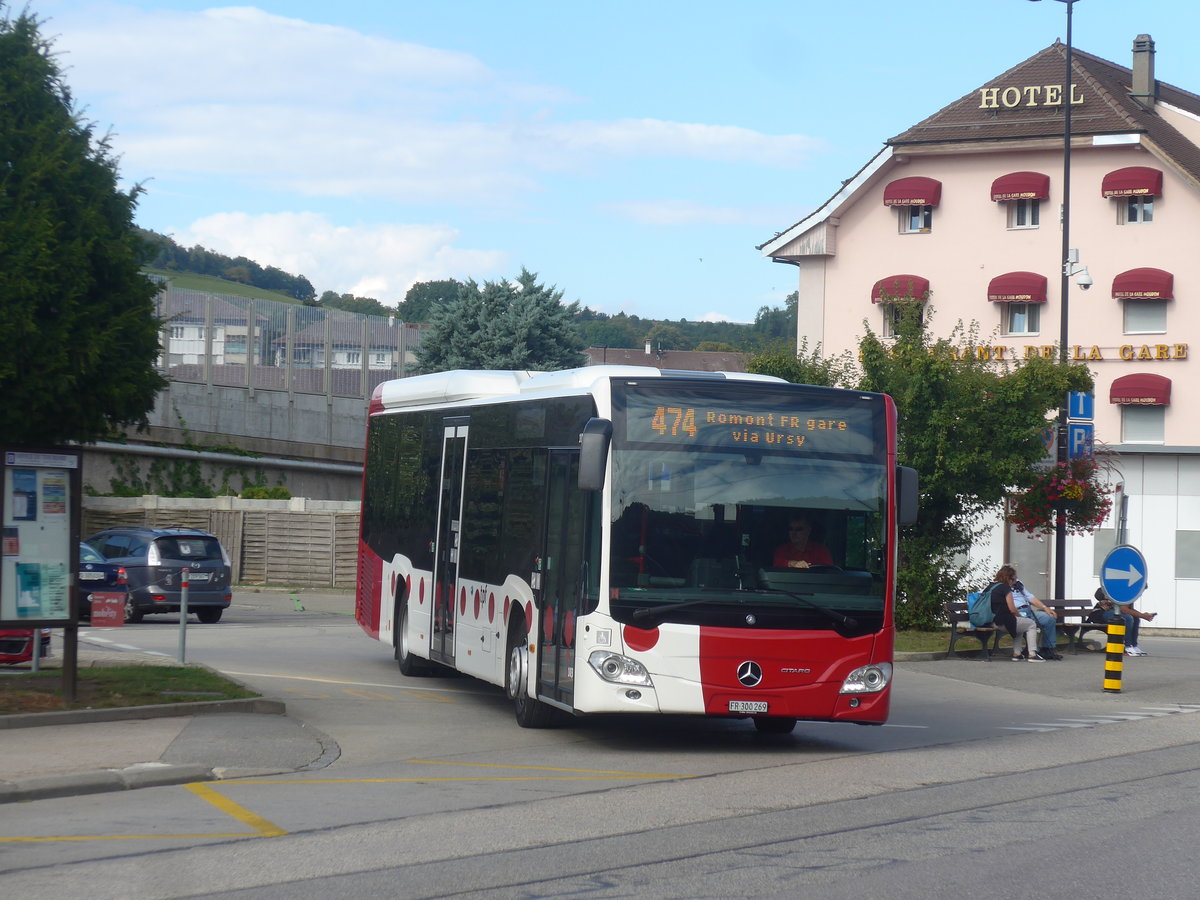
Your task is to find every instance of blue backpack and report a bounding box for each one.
[968,583,1000,627]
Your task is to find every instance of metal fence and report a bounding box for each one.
[154,284,426,399]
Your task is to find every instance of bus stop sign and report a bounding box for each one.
[1101,545,1148,605]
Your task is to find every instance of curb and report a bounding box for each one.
[0,762,218,805]
[0,696,286,730]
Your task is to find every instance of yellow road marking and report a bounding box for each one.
[223,670,479,697]
[187,783,287,837]
[409,759,691,778]
[343,689,399,701]
[0,832,251,844]
[0,762,685,844]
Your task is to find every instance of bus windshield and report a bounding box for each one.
[608,381,888,631]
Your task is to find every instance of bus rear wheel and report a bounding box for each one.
[506,625,554,728]
[753,716,797,734]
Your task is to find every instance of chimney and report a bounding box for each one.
[645,339,652,355]
[1131,34,1156,109]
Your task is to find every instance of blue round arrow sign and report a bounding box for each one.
[1101,545,1148,605]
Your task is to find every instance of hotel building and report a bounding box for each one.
[761,36,1198,627]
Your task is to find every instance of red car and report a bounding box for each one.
[0,628,50,665]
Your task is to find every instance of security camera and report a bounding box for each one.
[1076,269,1093,290]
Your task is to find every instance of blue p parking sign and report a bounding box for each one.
[1101,545,1148,605]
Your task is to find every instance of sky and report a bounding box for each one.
[28,0,1200,323]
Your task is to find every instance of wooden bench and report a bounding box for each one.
[944,600,1002,659]
[1041,601,1111,652]
[944,598,1110,659]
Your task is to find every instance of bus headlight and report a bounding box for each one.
[839,662,892,694]
[589,650,653,686]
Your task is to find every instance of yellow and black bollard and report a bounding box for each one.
[1103,622,1126,693]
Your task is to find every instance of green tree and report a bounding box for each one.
[416,268,587,372]
[644,323,691,352]
[319,292,391,317]
[747,337,854,387]
[856,302,1092,628]
[0,7,166,445]
[752,291,798,343]
[398,279,462,323]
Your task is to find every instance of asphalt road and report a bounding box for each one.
[1,588,1197,898]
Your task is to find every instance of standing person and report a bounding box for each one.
[1094,587,1156,656]
[991,565,1041,662]
[773,515,834,568]
[1013,580,1061,660]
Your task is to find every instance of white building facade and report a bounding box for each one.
[761,37,1198,629]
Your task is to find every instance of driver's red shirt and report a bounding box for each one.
[772,542,834,567]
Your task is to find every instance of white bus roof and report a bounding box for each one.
[374,366,784,411]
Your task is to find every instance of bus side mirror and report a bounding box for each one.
[578,418,613,491]
[896,465,919,525]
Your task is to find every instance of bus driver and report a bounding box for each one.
[773,515,834,569]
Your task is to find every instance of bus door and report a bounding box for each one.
[536,450,588,709]
[431,418,468,665]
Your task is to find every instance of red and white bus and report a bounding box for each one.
[356,366,917,732]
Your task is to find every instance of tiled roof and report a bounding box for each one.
[584,347,749,373]
[887,41,1200,184]
[762,38,1200,255]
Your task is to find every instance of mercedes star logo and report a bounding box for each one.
[737,660,763,687]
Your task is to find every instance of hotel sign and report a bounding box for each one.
[979,84,1085,109]
[940,343,1189,362]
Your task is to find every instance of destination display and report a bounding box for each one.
[618,386,879,456]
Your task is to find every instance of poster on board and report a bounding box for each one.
[1,450,78,623]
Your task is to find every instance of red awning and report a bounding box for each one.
[987,272,1048,303]
[990,171,1050,201]
[872,274,929,303]
[1112,267,1174,300]
[1110,373,1171,406]
[1101,166,1163,198]
[883,177,942,207]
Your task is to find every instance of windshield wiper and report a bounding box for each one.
[629,589,857,630]
[753,587,858,629]
[630,595,744,626]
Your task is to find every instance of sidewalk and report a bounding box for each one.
[0,633,338,805]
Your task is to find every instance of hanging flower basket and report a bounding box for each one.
[1010,459,1112,536]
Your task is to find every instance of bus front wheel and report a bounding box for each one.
[506,625,553,728]
[395,602,432,677]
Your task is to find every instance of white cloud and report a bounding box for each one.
[172,211,507,301]
[54,5,819,209]
[699,311,751,324]
[538,119,822,167]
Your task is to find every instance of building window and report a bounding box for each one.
[1007,199,1040,229]
[1121,405,1164,443]
[170,326,186,340]
[881,303,924,337]
[1002,303,1040,335]
[1121,196,1154,224]
[1123,301,1167,334]
[899,205,933,234]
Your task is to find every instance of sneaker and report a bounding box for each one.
[1027,654,1045,662]
[1040,649,1062,660]
[1125,646,1148,657]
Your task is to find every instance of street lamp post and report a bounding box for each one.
[1030,0,1078,603]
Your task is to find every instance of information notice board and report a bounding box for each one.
[1,448,81,625]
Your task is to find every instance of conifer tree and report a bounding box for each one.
[416,269,587,373]
[0,6,165,445]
